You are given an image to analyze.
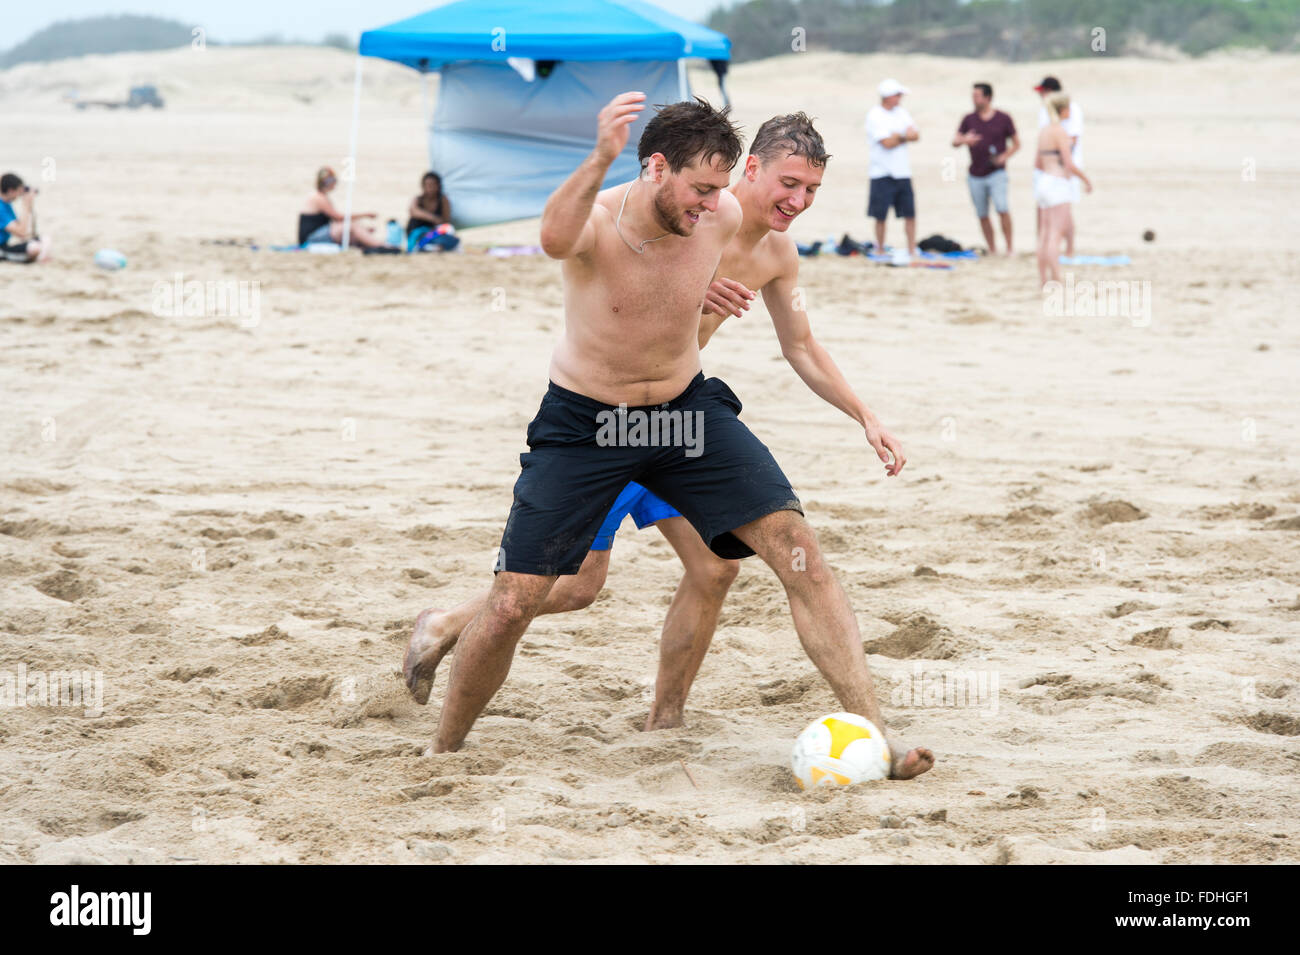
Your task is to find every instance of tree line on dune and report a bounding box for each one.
[708,0,1300,62]
[5,1,1299,71]
[0,15,354,70]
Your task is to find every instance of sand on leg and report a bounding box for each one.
[430,570,556,753]
[404,549,611,703]
[730,508,934,779]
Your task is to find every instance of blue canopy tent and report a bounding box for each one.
[343,0,731,239]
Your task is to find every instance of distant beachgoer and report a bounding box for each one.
[406,172,451,235]
[0,173,48,263]
[953,83,1019,255]
[297,166,390,249]
[865,78,919,256]
[1034,76,1085,255]
[1035,93,1093,287]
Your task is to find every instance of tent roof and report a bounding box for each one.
[359,0,730,70]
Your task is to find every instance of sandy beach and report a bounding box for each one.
[1,46,1298,864]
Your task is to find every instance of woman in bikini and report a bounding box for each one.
[297,166,391,249]
[1035,93,1092,287]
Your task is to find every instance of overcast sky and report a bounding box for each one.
[10,0,732,46]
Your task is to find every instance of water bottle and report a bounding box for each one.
[93,249,127,270]
[386,220,403,249]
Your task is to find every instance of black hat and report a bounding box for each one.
[1034,76,1061,93]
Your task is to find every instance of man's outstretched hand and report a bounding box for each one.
[865,419,906,476]
[702,277,755,317]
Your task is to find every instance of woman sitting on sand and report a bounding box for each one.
[298,166,391,249]
[1034,93,1092,287]
[406,171,451,235]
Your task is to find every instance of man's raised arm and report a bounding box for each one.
[539,91,645,259]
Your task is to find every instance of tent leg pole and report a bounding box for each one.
[421,71,429,127]
[342,54,364,252]
[677,58,688,101]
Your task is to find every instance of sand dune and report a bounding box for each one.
[1,46,1298,864]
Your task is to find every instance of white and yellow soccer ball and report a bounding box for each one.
[791,712,892,788]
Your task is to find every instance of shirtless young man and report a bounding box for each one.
[416,94,932,778]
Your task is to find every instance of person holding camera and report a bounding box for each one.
[0,173,47,263]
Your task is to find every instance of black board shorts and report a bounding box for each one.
[497,374,803,576]
[867,176,915,220]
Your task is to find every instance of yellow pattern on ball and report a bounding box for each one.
[822,716,873,760]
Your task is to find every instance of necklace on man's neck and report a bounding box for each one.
[615,179,670,254]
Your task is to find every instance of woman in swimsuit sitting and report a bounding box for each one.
[407,171,452,236]
[297,166,392,249]
[1034,93,1093,287]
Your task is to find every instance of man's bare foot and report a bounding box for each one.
[402,608,459,704]
[643,705,684,731]
[887,738,935,780]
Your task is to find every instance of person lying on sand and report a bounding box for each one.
[297,166,394,249]
[404,99,932,779]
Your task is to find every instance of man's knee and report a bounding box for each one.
[747,511,832,582]
[484,576,551,629]
[549,572,605,612]
[686,556,740,596]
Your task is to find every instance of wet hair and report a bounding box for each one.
[638,97,744,174]
[0,172,23,193]
[974,82,993,99]
[1047,92,1071,122]
[748,112,830,169]
[316,166,337,190]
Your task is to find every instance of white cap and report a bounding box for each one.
[878,78,908,98]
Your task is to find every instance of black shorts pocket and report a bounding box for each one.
[703,378,743,416]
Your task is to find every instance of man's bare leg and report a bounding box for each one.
[998,211,1013,255]
[874,218,886,254]
[977,216,996,254]
[904,216,917,256]
[430,571,555,753]
[643,517,740,730]
[732,509,934,779]
[404,549,611,703]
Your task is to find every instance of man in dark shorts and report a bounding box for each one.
[428,92,932,780]
[953,82,1019,254]
[865,78,918,257]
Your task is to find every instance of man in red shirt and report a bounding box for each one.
[952,82,1019,255]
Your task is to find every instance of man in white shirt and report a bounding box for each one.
[1034,75,1084,255]
[865,78,919,256]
